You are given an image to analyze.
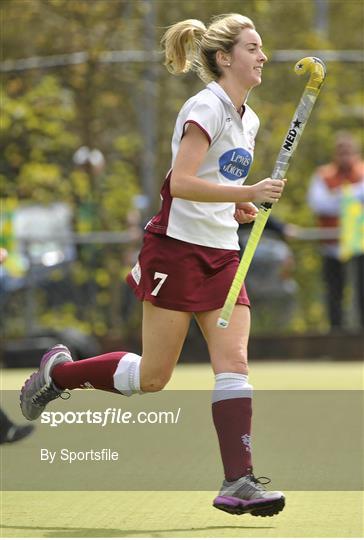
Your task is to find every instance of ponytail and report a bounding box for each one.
[161,19,206,75]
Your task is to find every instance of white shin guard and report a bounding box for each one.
[212,372,253,403]
[113,353,142,396]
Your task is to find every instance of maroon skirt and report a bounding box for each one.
[126,232,250,312]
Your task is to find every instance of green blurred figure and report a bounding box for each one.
[0,246,35,444]
[307,133,364,331]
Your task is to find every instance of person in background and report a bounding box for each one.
[307,132,364,331]
[0,247,35,445]
[0,407,34,444]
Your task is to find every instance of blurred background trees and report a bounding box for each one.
[1,0,363,338]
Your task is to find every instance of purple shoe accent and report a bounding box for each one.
[214,496,245,508]
[40,346,71,372]
[213,494,285,517]
[214,495,280,508]
[20,344,73,421]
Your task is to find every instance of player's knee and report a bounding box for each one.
[214,349,249,375]
[140,374,170,393]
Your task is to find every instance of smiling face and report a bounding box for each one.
[222,28,267,90]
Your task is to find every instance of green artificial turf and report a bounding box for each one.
[1,362,363,538]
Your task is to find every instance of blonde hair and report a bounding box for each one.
[161,14,255,83]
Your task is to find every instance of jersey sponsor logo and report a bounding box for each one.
[219,148,252,181]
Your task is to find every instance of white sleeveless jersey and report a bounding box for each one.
[146,81,260,249]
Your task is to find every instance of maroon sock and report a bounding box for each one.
[51,351,128,392]
[212,397,253,481]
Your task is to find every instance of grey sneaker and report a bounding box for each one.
[20,344,73,421]
[213,474,285,517]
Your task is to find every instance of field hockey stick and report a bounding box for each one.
[217,56,326,328]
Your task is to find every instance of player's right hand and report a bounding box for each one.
[251,178,286,204]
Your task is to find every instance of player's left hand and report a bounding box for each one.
[234,202,258,224]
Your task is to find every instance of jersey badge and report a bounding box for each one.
[219,147,252,181]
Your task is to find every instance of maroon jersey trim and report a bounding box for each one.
[183,120,211,145]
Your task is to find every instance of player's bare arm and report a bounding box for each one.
[171,123,286,204]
